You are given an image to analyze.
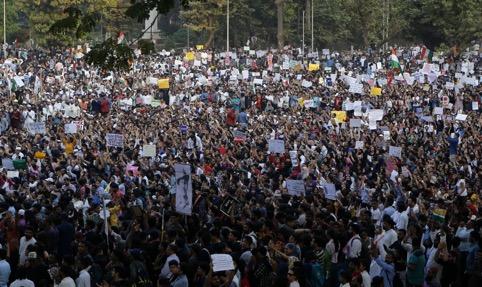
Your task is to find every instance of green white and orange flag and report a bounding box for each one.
[389,48,401,71]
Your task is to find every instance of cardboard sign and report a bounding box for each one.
[355,141,364,149]
[389,146,402,158]
[142,144,156,157]
[158,78,169,89]
[105,133,124,148]
[286,179,306,196]
[331,111,347,123]
[308,63,320,71]
[350,119,362,128]
[211,254,235,272]
[26,122,46,135]
[370,87,382,96]
[64,123,77,134]
[268,139,285,154]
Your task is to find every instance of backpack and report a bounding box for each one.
[309,263,325,287]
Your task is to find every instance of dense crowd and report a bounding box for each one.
[0,43,480,287]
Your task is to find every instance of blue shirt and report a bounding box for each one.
[0,259,11,287]
[171,274,188,287]
[375,257,395,287]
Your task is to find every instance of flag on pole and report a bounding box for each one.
[389,48,401,71]
[420,46,432,62]
[117,32,125,44]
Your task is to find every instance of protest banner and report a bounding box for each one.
[289,150,298,166]
[308,63,320,71]
[233,130,247,142]
[211,254,235,272]
[64,123,77,134]
[105,133,124,148]
[142,144,156,157]
[355,141,364,149]
[175,164,193,215]
[323,183,336,200]
[370,87,382,96]
[1,158,14,170]
[185,52,195,61]
[350,119,362,128]
[389,146,402,158]
[268,139,285,154]
[286,179,305,196]
[158,78,169,89]
[6,171,19,178]
[26,122,46,135]
[331,111,347,123]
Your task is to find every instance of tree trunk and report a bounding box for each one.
[275,0,284,50]
[205,30,215,48]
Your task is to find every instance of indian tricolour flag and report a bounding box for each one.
[389,49,401,71]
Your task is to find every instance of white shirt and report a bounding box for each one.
[18,237,37,266]
[344,235,362,258]
[159,254,179,279]
[76,268,91,287]
[9,278,35,287]
[58,277,76,287]
[289,281,300,287]
[361,270,371,287]
[392,210,409,231]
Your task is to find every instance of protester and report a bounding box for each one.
[0,43,480,287]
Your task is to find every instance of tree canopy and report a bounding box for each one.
[29,0,480,71]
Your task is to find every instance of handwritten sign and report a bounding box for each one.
[105,133,124,148]
[268,139,285,154]
[142,144,156,157]
[355,141,364,149]
[64,123,77,134]
[211,254,235,272]
[389,146,402,159]
[350,119,362,128]
[370,87,382,96]
[26,122,46,135]
[286,179,306,196]
[158,78,169,89]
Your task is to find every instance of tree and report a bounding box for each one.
[0,0,24,44]
[180,0,225,48]
[275,0,284,49]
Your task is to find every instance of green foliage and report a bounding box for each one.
[138,39,155,55]
[85,38,134,71]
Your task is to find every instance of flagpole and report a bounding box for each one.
[311,0,314,52]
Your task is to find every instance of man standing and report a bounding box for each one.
[18,227,36,266]
[0,249,10,287]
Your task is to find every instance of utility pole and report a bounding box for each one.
[226,0,229,52]
[3,0,6,58]
[311,0,314,52]
[302,10,305,56]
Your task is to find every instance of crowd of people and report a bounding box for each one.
[0,42,480,287]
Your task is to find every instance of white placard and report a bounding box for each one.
[1,158,14,170]
[242,70,249,80]
[389,146,402,158]
[211,254,235,272]
[323,183,336,200]
[286,179,306,196]
[142,144,156,157]
[349,83,364,94]
[455,114,467,121]
[368,109,384,121]
[175,164,193,215]
[289,150,298,166]
[268,139,285,154]
[105,133,124,148]
[369,121,377,130]
[26,122,46,135]
[350,119,362,128]
[302,80,312,88]
[322,49,330,55]
[253,78,263,85]
[355,141,364,149]
[64,123,78,134]
[7,171,19,178]
[472,102,479,110]
[433,107,443,115]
